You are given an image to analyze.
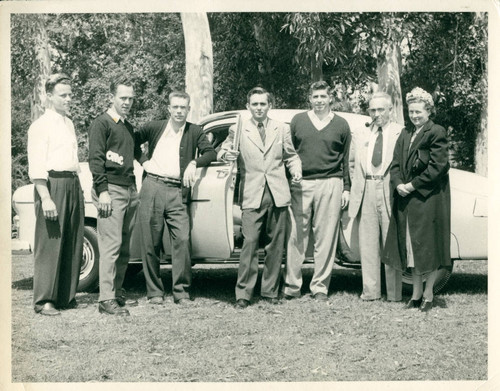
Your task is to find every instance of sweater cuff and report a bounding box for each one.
[95,182,109,196]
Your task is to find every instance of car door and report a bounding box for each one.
[189,114,243,259]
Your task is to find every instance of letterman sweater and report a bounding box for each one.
[88,112,142,195]
[290,111,351,191]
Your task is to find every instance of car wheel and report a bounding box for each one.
[402,261,454,294]
[78,225,100,292]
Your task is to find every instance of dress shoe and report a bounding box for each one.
[405,298,422,309]
[236,299,250,308]
[148,296,164,305]
[175,298,193,306]
[282,294,299,300]
[99,299,130,316]
[313,293,328,301]
[419,299,433,312]
[261,297,280,305]
[35,302,61,316]
[116,296,139,307]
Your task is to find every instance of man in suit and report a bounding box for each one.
[218,87,302,308]
[348,91,403,301]
[135,91,216,305]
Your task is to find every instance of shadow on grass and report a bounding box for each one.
[442,272,487,295]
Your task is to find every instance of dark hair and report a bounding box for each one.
[168,91,190,104]
[110,76,134,95]
[45,73,71,94]
[309,81,331,96]
[246,87,272,104]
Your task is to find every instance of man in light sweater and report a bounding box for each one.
[283,81,351,301]
[88,76,142,316]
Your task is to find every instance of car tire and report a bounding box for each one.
[78,225,100,292]
[402,261,454,294]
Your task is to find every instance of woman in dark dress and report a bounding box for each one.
[382,87,451,312]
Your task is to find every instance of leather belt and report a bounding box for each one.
[365,175,384,180]
[48,170,78,178]
[146,173,181,187]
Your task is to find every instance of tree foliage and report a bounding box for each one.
[11,12,487,193]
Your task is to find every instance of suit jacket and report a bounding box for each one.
[348,121,402,219]
[218,118,301,210]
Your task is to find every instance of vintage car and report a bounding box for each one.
[12,109,488,294]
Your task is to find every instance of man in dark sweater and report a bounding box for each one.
[135,91,216,305]
[283,81,351,301]
[89,76,142,316]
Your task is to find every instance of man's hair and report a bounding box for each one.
[110,76,134,95]
[246,87,272,104]
[169,91,191,104]
[45,73,71,94]
[309,81,331,96]
[370,91,393,107]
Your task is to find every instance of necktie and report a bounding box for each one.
[371,127,383,167]
[257,121,265,144]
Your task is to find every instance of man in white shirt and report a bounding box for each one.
[348,92,403,301]
[135,91,216,305]
[27,73,84,316]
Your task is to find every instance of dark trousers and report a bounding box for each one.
[236,184,286,301]
[138,176,191,301]
[33,175,84,309]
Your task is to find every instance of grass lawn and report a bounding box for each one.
[10,253,487,382]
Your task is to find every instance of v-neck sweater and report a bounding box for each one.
[290,111,351,190]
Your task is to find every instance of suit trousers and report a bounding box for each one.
[138,176,191,301]
[92,183,139,302]
[33,175,84,309]
[359,179,402,301]
[284,177,342,297]
[236,184,286,301]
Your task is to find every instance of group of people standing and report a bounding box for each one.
[27,74,451,317]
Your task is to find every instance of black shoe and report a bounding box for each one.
[420,299,433,312]
[99,299,130,316]
[261,297,280,305]
[175,298,193,306]
[116,296,139,307]
[405,298,422,309]
[313,293,328,301]
[148,296,164,305]
[236,299,250,308]
[34,302,60,316]
[282,294,299,300]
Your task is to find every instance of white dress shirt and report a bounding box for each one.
[28,108,80,181]
[144,121,185,179]
[106,106,126,124]
[307,110,334,131]
[366,124,389,175]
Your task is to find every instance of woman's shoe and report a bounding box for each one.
[420,300,433,312]
[405,298,422,309]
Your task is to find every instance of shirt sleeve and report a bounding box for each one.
[27,119,49,181]
[194,127,216,167]
[88,117,109,195]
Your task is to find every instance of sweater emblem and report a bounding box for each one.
[106,150,124,165]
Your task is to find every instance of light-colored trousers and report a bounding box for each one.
[92,183,139,302]
[359,179,402,301]
[284,177,342,297]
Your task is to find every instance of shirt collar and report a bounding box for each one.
[371,122,388,133]
[45,108,68,121]
[308,109,334,122]
[107,107,126,123]
[166,119,186,136]
[251,117,268,128]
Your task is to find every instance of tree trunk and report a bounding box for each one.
[475,99,488,176]
[376,42,404,125]
[311,54,323,82]
[180,13,213,123]
[31,15,51,122]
